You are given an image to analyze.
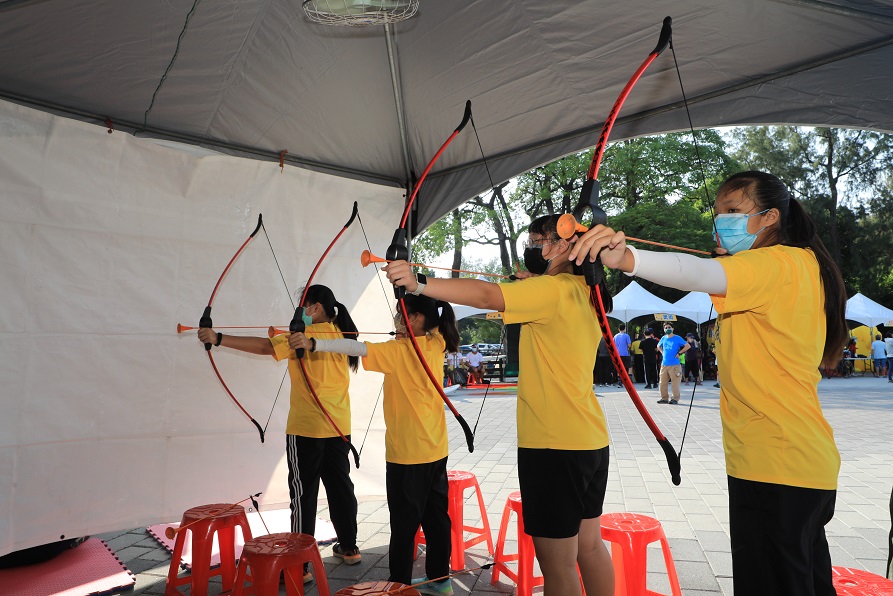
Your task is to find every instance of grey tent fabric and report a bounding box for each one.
[1,0,892,230]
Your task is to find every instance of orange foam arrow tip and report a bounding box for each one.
[268,326,288,338]
[164,526,177,539]
[177,323,190,334]
[556,213,587,239]
[361,250,387,267]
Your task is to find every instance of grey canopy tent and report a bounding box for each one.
[1,0,892,230]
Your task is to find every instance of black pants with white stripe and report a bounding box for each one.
[386,457,451,585]
[286,434,358,549]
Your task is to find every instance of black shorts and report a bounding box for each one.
[517,446,609,538]
[728,476,836,595]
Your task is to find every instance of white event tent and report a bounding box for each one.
[845,293,893,329]
[672,292,717,325]
[609,281,676,323]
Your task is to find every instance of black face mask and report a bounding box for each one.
[523,246,551,275]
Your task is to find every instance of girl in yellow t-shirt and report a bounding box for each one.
[291,294,460,593]
[384,214,615,596]
[572,171,848,596]
[197,284,363,576]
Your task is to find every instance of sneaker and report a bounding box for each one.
[656,399,669,404]
[412,577,454,595]
[332,542,362,565]
[713,383,720,388]
[670,399,679,405]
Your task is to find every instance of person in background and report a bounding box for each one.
[595,336,614,387]
[639,327,660,389]
[656,323,689,404]
[444,348,466,387]
[197,284,362,581]
[572,170,846,595]
[465,344,485,384]
[871,334,887,378]
[885,332,893,383]
[613,323,633,388]
[683,332,702,385]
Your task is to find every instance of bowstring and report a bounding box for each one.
[669,40,719,463]
[356,210,394,457]
[259,220,296,434]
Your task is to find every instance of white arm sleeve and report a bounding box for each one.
[314,338,368,357]
[625,249,728,295]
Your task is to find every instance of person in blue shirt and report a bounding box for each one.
[613,323,633,388]
[656,323,689,404]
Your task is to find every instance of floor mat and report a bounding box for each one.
[0,538,135,596]
[147,508,337,569]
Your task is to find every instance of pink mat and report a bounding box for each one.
[148,508,337,569]
[0,538,135,596]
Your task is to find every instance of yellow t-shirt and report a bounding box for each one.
[500,273,609,450]
[711,245,839,490]
[271,322,351,438]
[362,333,449,465]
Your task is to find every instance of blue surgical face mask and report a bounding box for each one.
[713,210,769,254]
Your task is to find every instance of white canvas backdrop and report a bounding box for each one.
[0,99,405,556]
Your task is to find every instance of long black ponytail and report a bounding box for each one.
[303,284,360,372]
[717,171,847,366]
[403,294,460,353]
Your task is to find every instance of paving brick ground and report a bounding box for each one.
[96,375,893,595]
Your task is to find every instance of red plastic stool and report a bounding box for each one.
[165,502,252,596]
[414,470,495,571]
[832,566,893,595]
[232,532,329,596]
[490,491,542,596]
[600,513,681,596]
[335,581,421,595]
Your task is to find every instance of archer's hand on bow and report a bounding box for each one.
[568,225,630,271]
[197,327,220,346]
[288,332,313,352]
[383,260,419,293]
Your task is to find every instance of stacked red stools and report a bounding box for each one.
[232,532,329,596]
[490,491,542,596]
[413,470,494,570]
[831,566,893,594]
[600,513,681,596]
[335,581,421,595]
[165,503,252,596]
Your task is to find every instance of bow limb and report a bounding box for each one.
[292,202,362,467]
[200,214,266,443]
[573,17,681,485]
[387,101,475,453]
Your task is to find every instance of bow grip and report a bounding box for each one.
[200,306,213,351]
[386,228,410,299]
[574,179,607,227]
[290,306,306,359]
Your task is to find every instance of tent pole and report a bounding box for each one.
[384,22,413,184]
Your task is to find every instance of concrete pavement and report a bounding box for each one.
[97,374,893,594]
